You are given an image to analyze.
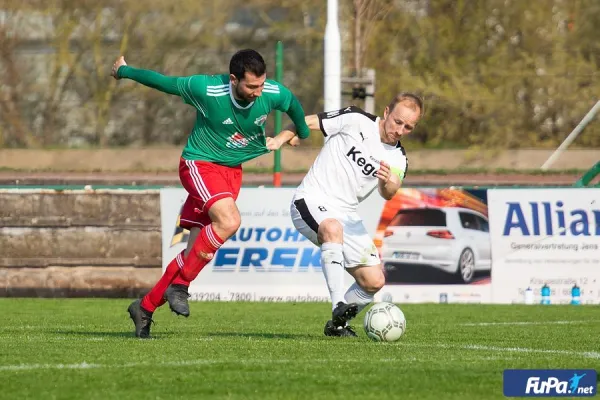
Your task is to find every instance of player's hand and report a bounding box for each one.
[376,160,391,183]
[287,136,300,147]
[111,56,127,79]
[266,137,283,151]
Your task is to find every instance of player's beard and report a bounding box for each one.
[382,128,396,145]
[386,132,396,144]
[234,85,252,102]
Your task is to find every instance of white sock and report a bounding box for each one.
[344,282,374,313]
[320,242,345,311]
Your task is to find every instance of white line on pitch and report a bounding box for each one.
[0,346,595,372]
[0,358,400,372]
[0,354,511,372]
[399,343,600,359]
[459,320,597,326]
[463,344,600,359]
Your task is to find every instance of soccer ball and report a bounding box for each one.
[363,302,406,342]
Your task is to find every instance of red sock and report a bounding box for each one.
[141,251,185,312]
[173,274,192,287]
[171,274,191,287]
[180,224,224,282]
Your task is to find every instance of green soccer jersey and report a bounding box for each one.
[118,67,310,167]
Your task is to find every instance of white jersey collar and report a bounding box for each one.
[229,83,255,110]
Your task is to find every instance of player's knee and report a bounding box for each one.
[318,219,343,243]
[210,209,241,238]
[217,214,241,237]
[208,198,241,237]
[361,270,386,293]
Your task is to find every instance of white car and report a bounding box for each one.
[381,207,491,283]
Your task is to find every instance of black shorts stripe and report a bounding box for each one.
[293,199,320,234]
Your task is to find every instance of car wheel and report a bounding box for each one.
[456,248,475,283]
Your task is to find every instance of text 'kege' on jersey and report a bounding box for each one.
[295,106,408,211]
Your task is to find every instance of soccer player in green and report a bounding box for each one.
[111,49,311,338]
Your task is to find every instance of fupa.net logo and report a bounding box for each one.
[504,369,597,397]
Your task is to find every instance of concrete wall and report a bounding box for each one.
[0,190,162,297]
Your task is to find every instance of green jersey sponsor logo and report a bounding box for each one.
[225,132,263,149]
[254,114,268,126]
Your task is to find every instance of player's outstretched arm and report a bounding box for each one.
[266,130,297,151]
[284,114,319,147]
[377,161,402,200]
[304,114,320,131]
[286,135,301,147]
[283,95,311,139]
[110,56,180,96]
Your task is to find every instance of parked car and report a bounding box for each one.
[381,207,491,283]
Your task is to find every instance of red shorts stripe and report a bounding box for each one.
[178,158,242,229]
[185,159,211,201]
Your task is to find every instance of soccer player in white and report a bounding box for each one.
[290,93,423,337]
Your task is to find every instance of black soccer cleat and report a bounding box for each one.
[324,320,358,337]
[127,299,154,339]
[164,284,191,317]
[332,302,358,328]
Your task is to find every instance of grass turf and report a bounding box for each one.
[1,299,598,399]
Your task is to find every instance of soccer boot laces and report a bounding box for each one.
[164,284,191,317]
[332,302,358,328]
[127,299,154,339]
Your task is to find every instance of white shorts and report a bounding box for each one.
[290,195,380,268]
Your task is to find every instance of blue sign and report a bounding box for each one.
[503,369,597,397]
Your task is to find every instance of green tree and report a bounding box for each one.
[360,0,600,148]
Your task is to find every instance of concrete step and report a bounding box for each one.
[0,191,161,227]
[0,266,160,298]
[0,257,160,268]
[0,217,158,228]
[0,227,161,259]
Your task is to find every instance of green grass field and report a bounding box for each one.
[1,299,598,399]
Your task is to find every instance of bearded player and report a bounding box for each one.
[111,49,310,338]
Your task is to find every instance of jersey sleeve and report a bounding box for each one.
[268,81,310,139]
[117,66,180,95]
[268,81,292,111]
[389,147,409,181]
[316,106,369,139]
[175,75,209,116]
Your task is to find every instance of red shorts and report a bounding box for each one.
[178,158,242,229]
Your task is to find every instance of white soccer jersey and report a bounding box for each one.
[295,106,408,211]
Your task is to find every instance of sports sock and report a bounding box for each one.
[320,242,346,311]
[141,250,185,312]
[344,282,374,313]
[180,224,224,282]
[171,275,191,286]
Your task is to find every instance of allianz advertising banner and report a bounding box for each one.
[488,188,600,304]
